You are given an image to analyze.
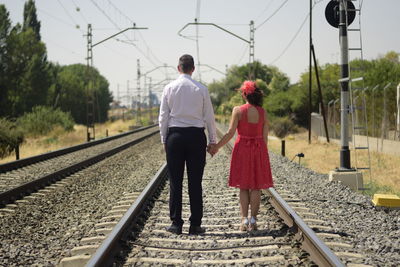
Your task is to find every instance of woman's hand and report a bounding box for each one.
[207,144,219,157]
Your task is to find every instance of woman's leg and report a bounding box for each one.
[249,190,261,230]
[250,190,261,217]
[239,189,250,219]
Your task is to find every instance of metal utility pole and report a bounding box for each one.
[249,20,255,79]
[136,59,141,124]
[308,0,312,144]
[86,24,95,142]
[148,77,153,123]
[338,0,351,170]
[117,83,120,119]
[85,23,148,141]
[308,0,329,144]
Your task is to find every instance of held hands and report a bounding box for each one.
[207,144,219,157]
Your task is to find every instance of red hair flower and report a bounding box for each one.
[240,80,256,95]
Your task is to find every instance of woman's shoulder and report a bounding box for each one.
[256,105,266,113]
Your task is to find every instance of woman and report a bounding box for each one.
[211,80,274,231]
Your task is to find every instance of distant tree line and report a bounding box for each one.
[209,52,400,137]
[0,1,112,123]
[0,1,113,158]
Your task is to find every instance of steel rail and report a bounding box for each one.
[0,130,159,207]
[0,124,157,173]
[86,163,168,267]
[266,188,344,267]
[216,127,344,267]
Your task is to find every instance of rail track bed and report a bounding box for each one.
[215,122,400,266]
[120,152,309,266]
[0,135,165,266]
[0,126,158,206]
[269,152,400,266]
[66,146,345,266]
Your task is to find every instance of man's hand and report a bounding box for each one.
[207,144,218,157]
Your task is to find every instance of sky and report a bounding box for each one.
[1,0,399,104]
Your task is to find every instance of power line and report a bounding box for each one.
[44,37,83,58]
[71,0,89,24]
[255,0,275,22]
[236,43,249,65]
[270,12,309,64]
[89,0,159,68]
[195,0,202,82]
[106,0,134,24]
[137,32,164,66]
[255,0,290,30]
[56,0,84,34]
[37,8,76,29]
[270,1,324,64]
[104,0,165,66]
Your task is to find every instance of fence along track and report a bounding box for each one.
[0,124,157,173]
[0,128,159,207]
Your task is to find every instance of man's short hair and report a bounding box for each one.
[179,54,195,73]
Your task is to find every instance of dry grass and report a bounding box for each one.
[0,119,138,164]
[268,130,400,196]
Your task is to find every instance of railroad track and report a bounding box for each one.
[59,127,348,266]
[0,125,158,207]
[0,134,166,266]
[0,125,156,174]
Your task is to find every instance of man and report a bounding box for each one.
[159,54,217,235]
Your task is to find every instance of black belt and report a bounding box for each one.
[168,127,205,133]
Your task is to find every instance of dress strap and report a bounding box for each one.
[239,104,249,123]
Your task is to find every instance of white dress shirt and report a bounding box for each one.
[159,74,217,144]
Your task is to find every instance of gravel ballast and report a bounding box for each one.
[0,135,165,266]
[269,151,400,266]
[216,122,399,265]
[0,127,157,194]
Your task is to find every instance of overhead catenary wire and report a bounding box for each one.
[56,0,84,34]
[236,43,249,65]
[255,0,275,22]
[71,0,89,24]
[44,37,84,58]
[270,1,324,64]
[89,0,159,68]
[105,0,165,66]
[195,0,202,82]
[270,11,309,64]
[255,0,290,30]
[36,7,77,29]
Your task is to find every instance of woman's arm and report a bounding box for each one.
[215,106,241,150]
[263,109,270,146]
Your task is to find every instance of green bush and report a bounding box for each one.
[270,116,298,139]
[18,106,75,136]
[0,118,24,158]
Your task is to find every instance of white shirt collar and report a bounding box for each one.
[179,73,192,79]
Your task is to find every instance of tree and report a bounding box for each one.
[23,0,40,41]
[0,5,11,115]
[49,64,113,124]
[209,61,279,109]
[5,27,50,117]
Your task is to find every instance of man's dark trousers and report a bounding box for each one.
[166,127,206,227]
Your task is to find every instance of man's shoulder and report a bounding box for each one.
[164,78,180,90]
[189,78,208,91]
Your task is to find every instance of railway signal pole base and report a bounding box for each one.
[328,170,363,191]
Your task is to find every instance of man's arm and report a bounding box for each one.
[203,87,217,145]
[159,87,170,145]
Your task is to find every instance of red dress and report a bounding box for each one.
[229,103,274,189]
